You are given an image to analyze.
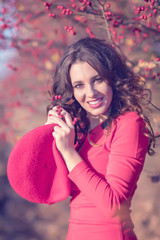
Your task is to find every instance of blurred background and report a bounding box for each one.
[0,0,160,239]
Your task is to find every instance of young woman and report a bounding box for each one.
[7,38,154,240]
[45,38,154,240]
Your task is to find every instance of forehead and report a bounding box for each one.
[70,62,98,82]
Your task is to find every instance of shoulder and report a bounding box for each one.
[114,111,146,130]
[116,111,143,122]
[110,112,149,158]
[110,111,148,142]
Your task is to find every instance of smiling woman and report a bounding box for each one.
[70,62,113,130]
[8,38,155,240]
[45,38,155,240]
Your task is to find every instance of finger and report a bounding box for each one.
[60,110,74,129]
[51,106,65,120]
[48,109,58,117]
[52,126,65,140]
[52,106,73,128]
[52,131,58,139]
[48,105,65,117]
[52,106,76,129]
[45,121,50,125]
[53,125,62,132]
[51,115,70,131]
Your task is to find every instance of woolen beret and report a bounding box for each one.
[7,124,71,204]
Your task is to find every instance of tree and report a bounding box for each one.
[0,1,160,240]
[0,0,160,144]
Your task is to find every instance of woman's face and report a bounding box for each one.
[70,61,113,119]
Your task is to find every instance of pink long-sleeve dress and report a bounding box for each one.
[66,112,149,240]
[7,111,149,240]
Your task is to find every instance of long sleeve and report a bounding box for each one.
[68,112,149,218]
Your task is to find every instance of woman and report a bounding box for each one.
[45,38,153,240]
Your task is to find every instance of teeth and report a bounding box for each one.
[89,99,101,105]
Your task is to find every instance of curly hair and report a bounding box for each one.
[48,37,155,155]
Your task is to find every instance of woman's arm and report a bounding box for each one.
[48,110,148,217]
[67,112,149,217]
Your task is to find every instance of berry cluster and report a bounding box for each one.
[57,5,73,15]
[135,2,158,21]
[49,95,78,125]
[51,95,62,101]
[86,27,95,38]
[64,25,76,35]
[48,13,55,18]
[56,106,63,119]
[71,0,92,11]
[1,0,160,145]
[42,0,94,36]
[54,106,78,125]
[44,2,52,10]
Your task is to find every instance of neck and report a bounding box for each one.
[87,107,111,131]
[88,115,107,131]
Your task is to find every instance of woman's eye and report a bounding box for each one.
[73,84,83,88]
[94,78,103,83]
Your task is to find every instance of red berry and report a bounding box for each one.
[144,15,147,20]
[2,7,7,14]
[68,26,73,30]
[87,1,92,6]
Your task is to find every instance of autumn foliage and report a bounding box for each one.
[0,0,160,143]
[0,2,160,240]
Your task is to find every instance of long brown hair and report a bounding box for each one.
[48,38,155,154]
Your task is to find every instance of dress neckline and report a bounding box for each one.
[88,118,108,133]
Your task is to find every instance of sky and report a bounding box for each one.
[0,48,18,81]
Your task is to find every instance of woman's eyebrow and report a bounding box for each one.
[72,80,83,85]
[91,74,100,80]
[72,74,100,85]
[72,75,100,84]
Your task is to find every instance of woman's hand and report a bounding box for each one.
[45,106,82,172]
[45,106,75,155]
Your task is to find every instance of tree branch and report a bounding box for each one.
[96,0,135,66]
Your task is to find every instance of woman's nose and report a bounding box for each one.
[86,84,97,97]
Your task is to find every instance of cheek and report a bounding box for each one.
[105,87,113,102]
[109,89,113,99]
[73,90,84,102]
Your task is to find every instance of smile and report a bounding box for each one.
[88,98,102,104]
[87,98,103,108]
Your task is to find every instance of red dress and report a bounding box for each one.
[7,111,149,240]
[66,112,149,240]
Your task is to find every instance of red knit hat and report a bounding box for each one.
[7,124,71,204]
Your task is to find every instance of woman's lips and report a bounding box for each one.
[87,97,103,108]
